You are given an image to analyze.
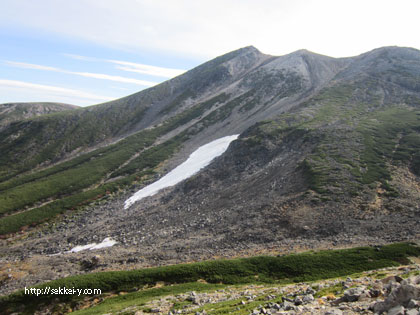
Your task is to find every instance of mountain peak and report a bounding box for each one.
[231,45,262,56]
[361,45,420,59]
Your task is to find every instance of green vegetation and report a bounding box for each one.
[259,80,420,197]
[357,108,420,191]
[401,270,420,279]
[0,104,148,181]
[1,243,418,314]
[299,158,329,194]
[0,91,243,234]
[74,283,224,315]
[314,283,345,298]
[188,293,283,315]
[231,79,420,200]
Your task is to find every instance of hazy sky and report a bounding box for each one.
[1,0,420,106]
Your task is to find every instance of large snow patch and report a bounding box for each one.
[124,134,239,209]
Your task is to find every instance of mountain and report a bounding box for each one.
[0,102,78,131]
[0,47,351,180]
[0,46,419,295]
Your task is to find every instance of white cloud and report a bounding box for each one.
[62,54,186,78]
[1,0,420,59]
[4,60,158,87]
[3,60,60,71]
[0,79,114,105]
[61,53,101,62]
[70,71,158,86]
[109,60,186,78]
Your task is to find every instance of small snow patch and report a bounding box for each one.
[66,237,117,253]
[124,134,239,209]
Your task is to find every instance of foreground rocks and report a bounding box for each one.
[112,264,420,315]
[373,274,420,314]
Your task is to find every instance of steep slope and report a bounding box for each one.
[0,47,350,180]
[0,46,350,235]
[0,102,78,130]
[126,47,420,249]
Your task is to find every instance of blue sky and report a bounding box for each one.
[1,0,420,106]
[0,26,195,106]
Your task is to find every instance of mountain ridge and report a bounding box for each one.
[0,102,78,131]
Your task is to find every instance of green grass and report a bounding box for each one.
[358,108,420,187]
[190,294,280,315]
[314,283,345,298]
[73,283,224,315]
[401,270,420,279]
[1,242,418,314]
[287,84,419,196]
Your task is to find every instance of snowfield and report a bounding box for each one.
[124,134,239,209]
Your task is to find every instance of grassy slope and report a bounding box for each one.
[1,243,418,314]
[0,46,249,182]
[249,81,420,198]
[0,92,242,235]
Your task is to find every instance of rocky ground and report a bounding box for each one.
[108,264,420,315]
[0,176,419,297]
[32,261,420,314]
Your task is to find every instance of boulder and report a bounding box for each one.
[381,275,403,285]
[332,287,366,304]
[302,294,315,304]
[282,300,295,311]
[387,305,405,315]
[407,299,420,309]
[373,276,420,314]
[344,287,366,302]
[294,296,303,305]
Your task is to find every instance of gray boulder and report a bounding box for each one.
[373,276,420,314]
[387,305,405,315]
[407,299,420,309]
[302,294,315,304]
